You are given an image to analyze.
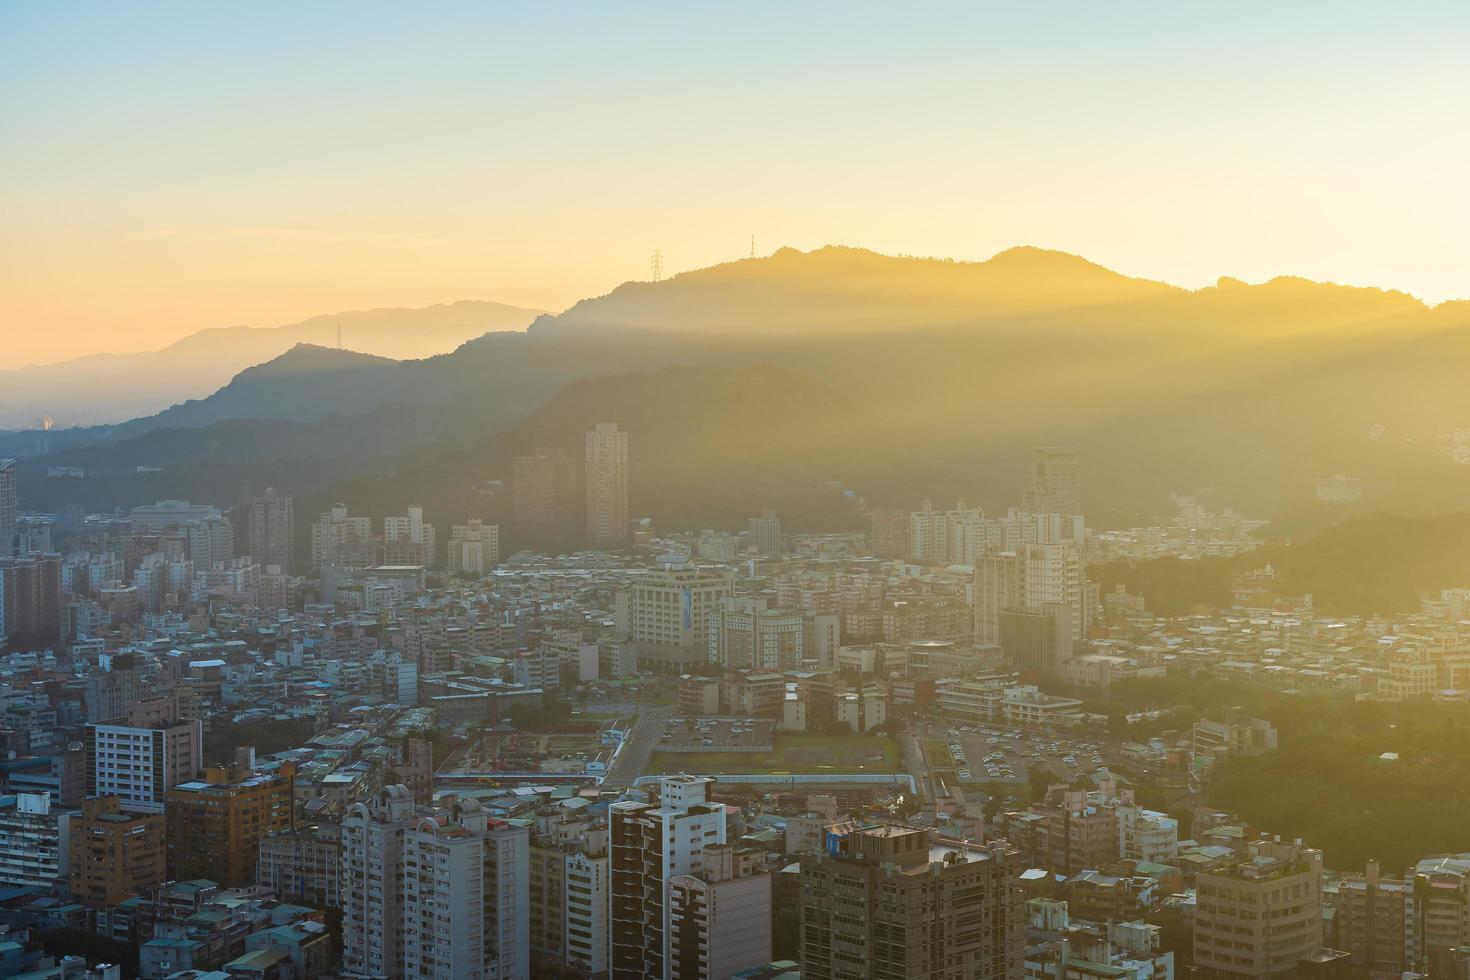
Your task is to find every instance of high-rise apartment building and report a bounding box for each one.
[530,820,610,977]
[69,794,166,907]
[1193,838,1324,978]
[248,487,295,573]
[1410,853,1470,973]
[85,718,203,813]
[799,823,1026,980]
[311,503,376,570]
[0,459,16,558]
[511,448,581,539]
[708,596,838,672]
[909,500,981,564]
[163,762,296,887]
[999,604,1073,680]
[0,791,71,890]
[615,567,733,673]
[448,518,500,575]
[343,786,419,979]
[868,507,911,560]
[975,540,1086,652]
[975,552,1024,647]
[185,514,235,567]
[0,554,62,648]
[1335,860,1411,975]
[383,505,437,568]
[585,422,630,546]
[610,775,728,980]
[747,509,783,557]
[257,822,343,910]
[1024,447,1082,516]
[402,798,530,980]
[668,844,773,980]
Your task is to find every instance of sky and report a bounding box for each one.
[3,1,1469,367]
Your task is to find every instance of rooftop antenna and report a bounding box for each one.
[651,250,664,282]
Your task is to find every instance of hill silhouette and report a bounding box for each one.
[0,298,545,429]
[13,245,1470,534]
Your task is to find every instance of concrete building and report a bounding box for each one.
[1025,447,1082,516]
[708,596,838,672]
[511,448,580,539]
[248,488,294,574]
[1000,604,1073,680]
[69,794,166,907]
[448,519,500,575]
[163,763,296,887]
[383,505,437,568]
[1411,853,1470,973]
[342,786,419,979]
[669,844,773,980]
[609,775,728,980]
[1116,805,1179,864]
[127,499,222,530]
[799,824,1025,979]
[585,422,630,547]
[85,718,203,813]
[1335,860,1411,975]
[615,567,733,673]
[975,552,1023,646]
[0,791,71,889]
[747,510,783,558]
[403,797,531,980]
[834,686,887,733]
[0,554,63,648]
[1193,838,1324,978]
[0,459,15,557]
[257,823,342,911]
[310,503,375,570]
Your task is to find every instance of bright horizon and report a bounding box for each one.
[4,1,1470,367]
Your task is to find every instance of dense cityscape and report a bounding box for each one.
[0,436,1466,979]
[8,5,1470,979]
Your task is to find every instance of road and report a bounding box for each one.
[602,704,675,788]
[901,732,936,803]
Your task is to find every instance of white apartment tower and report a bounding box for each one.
[384,505,437,567]
[448,519,500,575]
[342,785,418,980]
[614,567,733,673]
[403,797,530,980]
[585,422,630,547]
[85,719,203,813]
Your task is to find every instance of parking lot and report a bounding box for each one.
[926,721,1118,786]
[659,716,776,753]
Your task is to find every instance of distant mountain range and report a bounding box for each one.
[11,246,1470,538]
[0,299,545,429]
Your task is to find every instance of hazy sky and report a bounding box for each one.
[4,2,1469,367]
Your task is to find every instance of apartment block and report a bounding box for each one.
[799,824,1025,979]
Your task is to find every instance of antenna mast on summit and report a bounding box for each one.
[336,323,342,348]
[750,235,755,259]
[651,250,664,282]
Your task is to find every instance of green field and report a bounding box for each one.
[923,739,956,768]
[649,733,901,775]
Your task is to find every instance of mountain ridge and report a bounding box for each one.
[0,299,546,429]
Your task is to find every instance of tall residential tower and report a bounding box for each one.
[585,422,629,547]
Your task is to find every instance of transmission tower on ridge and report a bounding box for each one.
[651,250,664,282]
[336,322,342,348]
